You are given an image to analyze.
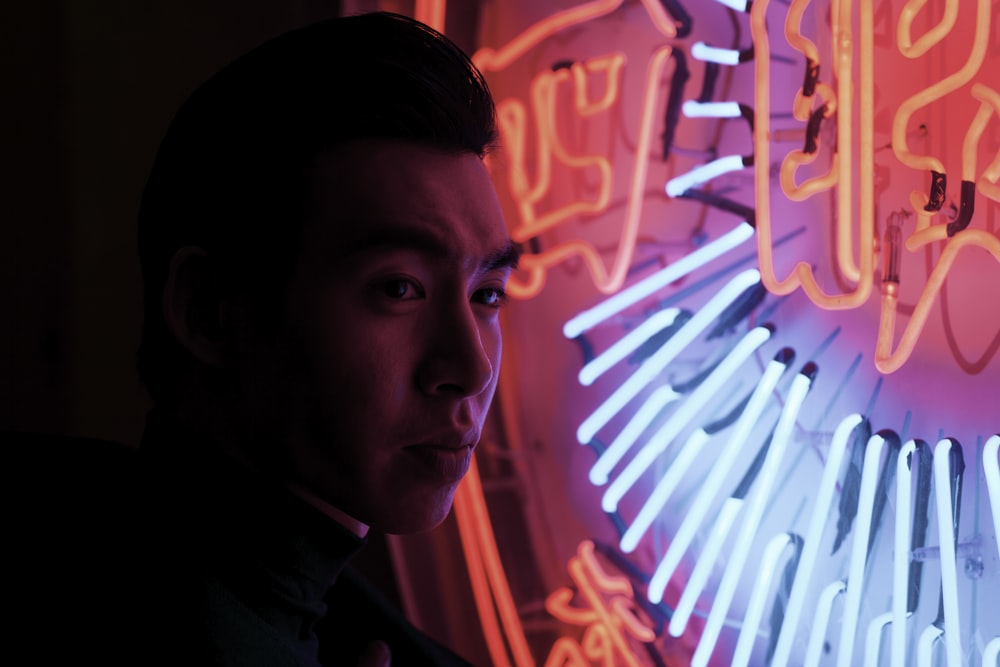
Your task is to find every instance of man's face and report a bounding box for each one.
[245,139,515,534]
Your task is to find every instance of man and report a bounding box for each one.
[5,11,516,666]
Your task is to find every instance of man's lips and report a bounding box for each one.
[405,443,475,483]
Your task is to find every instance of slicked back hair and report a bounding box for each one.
[137,12,498,405]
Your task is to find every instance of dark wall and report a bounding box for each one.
[0,0,344,445]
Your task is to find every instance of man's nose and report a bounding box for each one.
[416,300,496,398]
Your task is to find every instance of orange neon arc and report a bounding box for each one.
[473,1,677,299]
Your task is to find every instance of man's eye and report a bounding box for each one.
[380,279,421,300]
[474,287,508,308]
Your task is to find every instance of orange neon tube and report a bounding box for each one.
[752,0,876,308]
[414,0,446,33]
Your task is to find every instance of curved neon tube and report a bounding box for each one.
[985,436,1000,561]
[563,222,753,338]
[863,612,894,667]
[576,269,760,444]
[682,100,742,118]
[892,440,920,667]
[731,533,797,667]
[933,438,963,667]
[590,386,679,487]
[771,413,865,667]
[805,580,846,667]
[917,625,944,667]
[691,42,740,65]
[602,325,772,513]
[982,637,1000,666]
[688,369,814,665]
[579,308,681,386]
[644,356,791,592]
[836,433,889,667]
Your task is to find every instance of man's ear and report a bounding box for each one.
[162,246,232,368]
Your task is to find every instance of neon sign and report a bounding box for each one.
[443,0,1000,664]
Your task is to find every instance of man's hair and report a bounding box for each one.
[137,12,498,405]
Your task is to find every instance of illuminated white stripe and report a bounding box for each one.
[892,440,919,667]
[805,580,846,667]
[642,356,789,582]
[575,269,760,444]
[602,325,772,512]
[589,386,679,486]
[682,100,742,118]
[562,223,754,338]
[917,625,943,667]
[692,41,741,65]
[689,370,814,666]
[731,533,796,667]
[864,612,893,667]
[578,308,681,386]
[986,435,1000,561]
[663,497,742,614]
[933,438,963,667]
[618,428,710,545]
[771,413,865,667]
[666,154,746,197]
[713,0,749,11]
[982,637,1000,666]
[836,433,888,667]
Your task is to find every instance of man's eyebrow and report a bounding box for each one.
[482,240,521,272]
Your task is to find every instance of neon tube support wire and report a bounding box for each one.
[985,435,1000,561]
[892,440,920,667]
[805,580,846,667]
[601,324,772,513]
[576,269,761,444]
[578,308,681,386]
[687,366,815,666]
[562,222,754,338]
[933,438,963,667]
[770,413,865,667]
[836,433,889,667]
[627,351,791,555]
[731,533,798,667]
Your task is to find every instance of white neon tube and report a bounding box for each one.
[618,428,710,545]
[682,100,742,118]
[805,580,847,667]
[663,496,742,616]
[645,356,790,598]
[933,438,963,667]
[578,308,681,386]
[602,324,772,513]
[666,154,746,197]
[917,624,943,667]
[589,385,679,486]
[770,413,865,667]
[864,612,893,667]
[982,637,1000,666]
[732,533,796,667]
[836,433,888,667]
[714,0,749,11]
[691,41,741,65]
[562,222,754,338]
[892,440,919,667]
[689,369,814,666]
[985,435,1000,561]
[576,269,760,444]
